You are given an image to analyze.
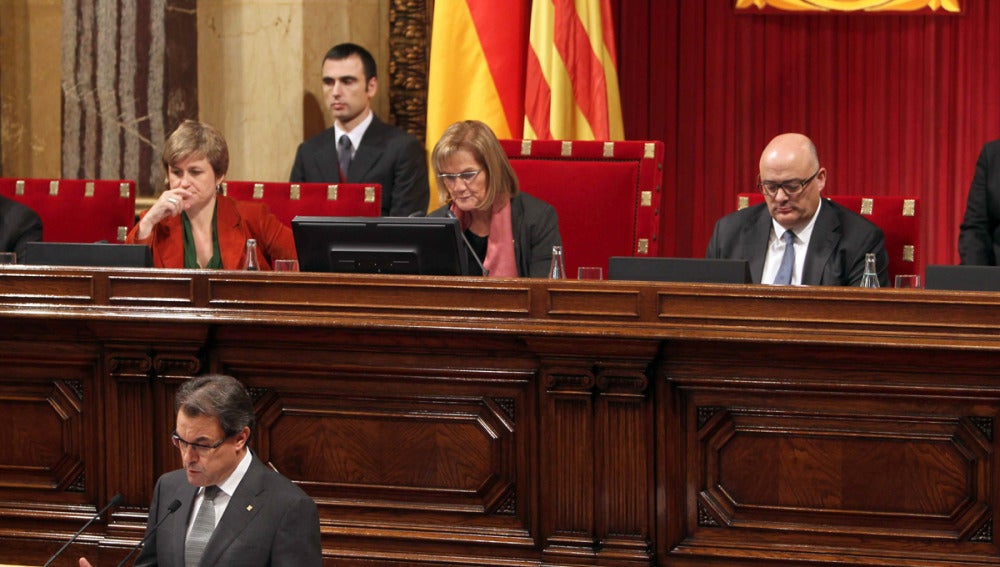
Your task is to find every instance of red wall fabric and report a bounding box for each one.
[615,0,1000,269]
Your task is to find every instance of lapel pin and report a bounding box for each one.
[246,504,253,511]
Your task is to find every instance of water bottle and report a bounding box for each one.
[242,239,259,271]
[548,245,566,279]
[860,252,879,288]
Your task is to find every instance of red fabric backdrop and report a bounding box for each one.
[613,0,1000,269]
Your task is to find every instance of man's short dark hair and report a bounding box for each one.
[175,374,255,438]
[324,43,377,82]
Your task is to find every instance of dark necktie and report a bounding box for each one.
[338,134,353,180]
[774,229,795,285]
[185,485,220,567]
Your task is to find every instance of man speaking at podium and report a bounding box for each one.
[80,374,321,566]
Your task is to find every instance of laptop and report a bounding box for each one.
[608,256,752,284]
[924,265,1000,292]
[23,242,153,268]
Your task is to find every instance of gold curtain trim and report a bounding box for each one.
[734,0,960,12]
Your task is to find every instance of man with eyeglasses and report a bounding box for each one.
[706,133,888,286]
[289,42,429,217]
[79,374,321,567]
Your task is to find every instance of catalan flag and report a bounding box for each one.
[524,0,624,141]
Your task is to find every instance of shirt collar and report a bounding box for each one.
[334,110,374,153]
[771,198,823,244]
[211,448,252,498]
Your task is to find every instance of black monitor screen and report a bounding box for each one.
[23,242,153,268]
[292,216,470,276]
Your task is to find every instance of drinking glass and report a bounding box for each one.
[577,266,604,280]
[273,259,299,272]
[894,274,920,289]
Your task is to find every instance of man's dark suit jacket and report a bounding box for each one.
[959,139,1000,265]
[289,115,429,217]
[706,198,889,286]
[135,453,321,567]
[0,195,42,259]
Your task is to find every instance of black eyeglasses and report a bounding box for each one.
[436,170,481,187]
[171,431,229,455]
[758,168,821,197]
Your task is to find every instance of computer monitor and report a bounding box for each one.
[22,242,152,268]
[292,216,470,276]
[608,256,752,284]
[925,265,1000,292]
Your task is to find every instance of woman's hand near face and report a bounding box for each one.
[135,188,193,240]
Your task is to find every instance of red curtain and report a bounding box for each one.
[614,0,1000,270]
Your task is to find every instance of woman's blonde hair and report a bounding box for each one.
[430,120,518,211]
[161,119,229,178]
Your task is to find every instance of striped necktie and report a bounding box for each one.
[185,485,220,567]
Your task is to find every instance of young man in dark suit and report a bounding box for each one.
[706,133,888,286]
[79,374,321,567]
[289,43,429,217]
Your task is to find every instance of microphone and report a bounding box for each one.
[115,499,182,567]
[43,493,124,567]
[445,209,489,276]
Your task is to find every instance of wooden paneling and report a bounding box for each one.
[0,267,998,566]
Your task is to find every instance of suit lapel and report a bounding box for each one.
[802,200,841,285]
[741,207,772,284]
[215,196,246,269]
[155,218,185,269]
[172,482,200,566]
[311,130,342,182]
[349,116,387,183]
[199,455,266,567]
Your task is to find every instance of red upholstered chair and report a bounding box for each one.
[737,193,921,279]
[499,139,665,275]
[220,182,381,226]
[0,178,135,243]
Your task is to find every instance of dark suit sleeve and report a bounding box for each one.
[270,493,322,567]
[386,135,430,217]
[705,220,723,259]
[521,197,562,278]
[959,142,999,265]
[289,143,308,183]
[11,210,42,259]
[841,222,889,287]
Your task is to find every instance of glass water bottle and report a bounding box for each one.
[548,245,566,279]
[242,239,260,271]
[860,252,879,288]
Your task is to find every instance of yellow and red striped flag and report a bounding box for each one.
[426,0,531,149]
[524,0,624,141]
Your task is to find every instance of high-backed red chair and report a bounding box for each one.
[499,139,665,274]
[0,178,135,243]
[737,193,921,279]
[220,182,382,227]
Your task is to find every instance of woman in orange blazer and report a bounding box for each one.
[127,120,296,269]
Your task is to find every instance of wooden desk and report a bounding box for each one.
[0,267,997,566]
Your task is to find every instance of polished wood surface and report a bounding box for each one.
[0,266,997,566]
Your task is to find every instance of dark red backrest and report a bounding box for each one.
[221,182,381,226]
[737,193,921,279]
[500,139,665,274]
[0,178,135,243]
